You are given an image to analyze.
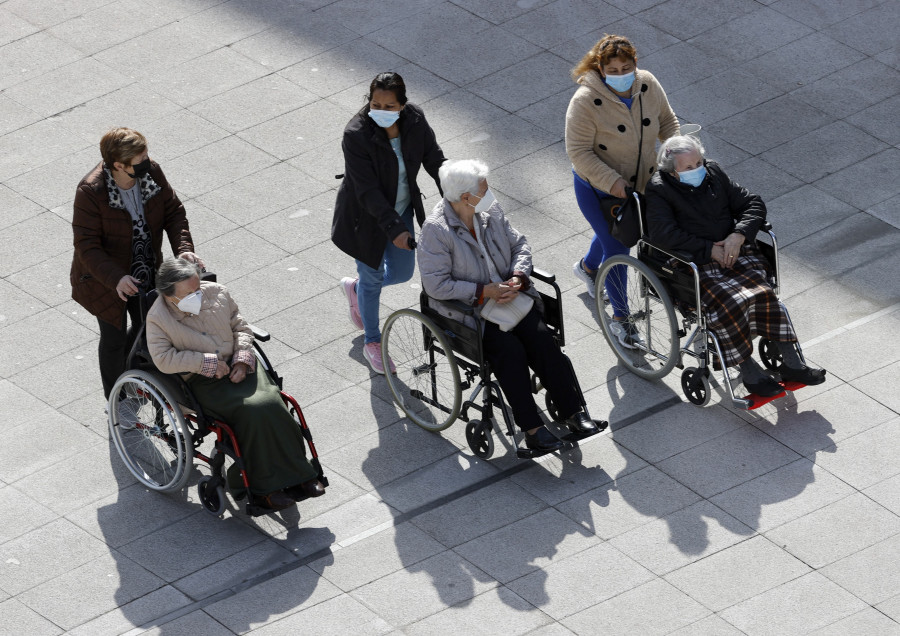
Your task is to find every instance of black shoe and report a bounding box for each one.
[253,490,295,511]
[564,411,605,435]
[779,365,827,386]
[744,375,784,397]
[286,479,325,500]
[525,426,565,452]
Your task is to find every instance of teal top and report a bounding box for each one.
[390,136,411,215]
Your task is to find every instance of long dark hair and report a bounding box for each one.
[363,71,408,112]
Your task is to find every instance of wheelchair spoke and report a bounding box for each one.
[383,309,462,432]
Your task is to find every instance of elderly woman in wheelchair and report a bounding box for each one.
[126,257,326,512]
[392,158,607,456]
[592,134,824,408]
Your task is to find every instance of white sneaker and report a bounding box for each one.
[609,319,644,349]
[572,259,596,298]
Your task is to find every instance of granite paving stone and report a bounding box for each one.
[506,541,655,620]
[65,585,192,636]
[0,598,62,636]
[808,608,900,636]
[609,500,754,576]
[138,609,236,636]
[561,577,710,635]
[0,487,57,546]
[710,458,856,533]
[719,572,869,635]
[767,0,881,30]
[665,536,811,611]
[16,552,164,631]
[454,508,600,584]
[814,418,900,490]
[229,18,360,73]
[404,586,550,636]
[351,550,498,627]
[246,593,393,636]
[0,32,85,91]
[790,58,900,120]
[847,93,900,146]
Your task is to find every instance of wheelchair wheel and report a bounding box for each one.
[596,255,679,380]
[681,367,711,407]
[108,369,193,492]
[382,309,462,432]
[465,419,494,459]
[758,338,785,371]
[197,476,227,517]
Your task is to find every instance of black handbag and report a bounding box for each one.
[600,189,643,248]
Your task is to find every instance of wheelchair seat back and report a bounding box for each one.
[420,293,483,365]
[638,244,699,310]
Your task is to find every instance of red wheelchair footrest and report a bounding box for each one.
[745,381,808,410]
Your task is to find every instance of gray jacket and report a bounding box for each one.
[417,198,538,329]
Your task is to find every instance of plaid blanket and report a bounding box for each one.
[699,243,796,367]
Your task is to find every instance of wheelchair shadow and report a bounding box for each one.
[97,441,336,634]
[603,365,837,557]
[354,384,615,615]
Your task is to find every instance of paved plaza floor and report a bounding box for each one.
[1,0,899,633]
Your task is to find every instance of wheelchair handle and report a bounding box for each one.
[407,236,417,250]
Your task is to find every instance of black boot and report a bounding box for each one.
[780,365,827,386]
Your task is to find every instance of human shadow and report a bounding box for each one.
[349,366,615,617]
[604,362,837,557]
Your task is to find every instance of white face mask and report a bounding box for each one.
[470,188,496,214]
[175,289,202,315]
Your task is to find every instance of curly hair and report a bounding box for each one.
[571,34,637,82]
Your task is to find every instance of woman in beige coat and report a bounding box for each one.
[565,34,680,347]
[146,258,325,511]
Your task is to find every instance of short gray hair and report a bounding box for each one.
[438,159,489,202]
[657,135,706,173]
[156,257,201,297]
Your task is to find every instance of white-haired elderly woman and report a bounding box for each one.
[644,135,826,395]
[146,258,325,511]
[417,159,607,453]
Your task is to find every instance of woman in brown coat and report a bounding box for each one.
[70,127,203,399]
[565,35,680,347]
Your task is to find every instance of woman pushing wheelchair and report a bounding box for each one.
[416,159,607,453]
[644,135,826,396]
[146,258,325,511]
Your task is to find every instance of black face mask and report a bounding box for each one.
[126,158,152,179]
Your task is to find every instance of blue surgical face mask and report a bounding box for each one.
[369,109,400,128]
[604,71,635,93]
[678,165,707,187]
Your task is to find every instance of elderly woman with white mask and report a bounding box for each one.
[645,135,826,396]
[416,159,607,453]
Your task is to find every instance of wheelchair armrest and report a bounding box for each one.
[249,324,270,341]
[644,241,695,266]
[531,268,555,284]
[761,221,772,231]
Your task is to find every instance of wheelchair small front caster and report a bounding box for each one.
[544,393,562,422]
[198,476,227,517]
[465,419,494,459]
[758,338,784,371]
[681,367,711,407]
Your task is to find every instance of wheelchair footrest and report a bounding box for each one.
[745,381,807,410]
[515,436,581,459]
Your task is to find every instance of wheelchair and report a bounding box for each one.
[106,275,327,517]
[381,269,600,459]
[594,193,808,410]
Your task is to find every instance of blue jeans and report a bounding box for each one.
[573,173,630,318]
[356,207,416,344]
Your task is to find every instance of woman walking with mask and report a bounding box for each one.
[565,35,679,347]
[332,71,445,374]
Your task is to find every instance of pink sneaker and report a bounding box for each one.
[363,342,396,375]
[340,277,363,330]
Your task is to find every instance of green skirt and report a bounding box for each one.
[188,368,317,495]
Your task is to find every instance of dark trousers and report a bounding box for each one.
[482,305,582,431]
[97,296,141,399]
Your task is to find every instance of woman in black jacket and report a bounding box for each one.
[645,135,825,396]
[331,72,445,374]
